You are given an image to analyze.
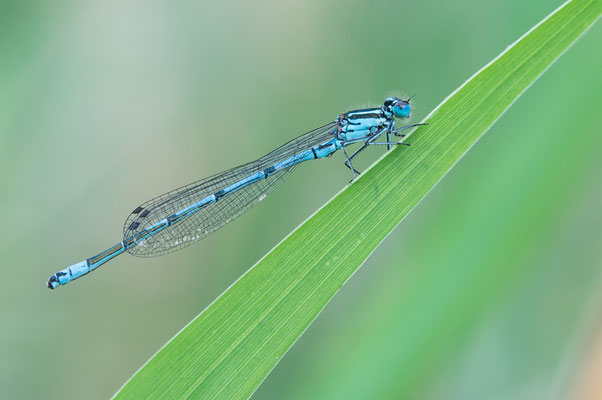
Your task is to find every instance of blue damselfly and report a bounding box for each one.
[47,97,425,289]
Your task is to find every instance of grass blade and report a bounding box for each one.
[115,0,601,398]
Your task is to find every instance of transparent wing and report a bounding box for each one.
[123,122,336,257]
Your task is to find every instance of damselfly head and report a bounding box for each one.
[384,97,411,119]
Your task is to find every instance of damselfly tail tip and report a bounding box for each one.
[47,276,58,290]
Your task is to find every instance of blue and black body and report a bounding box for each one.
[47,97,424,289]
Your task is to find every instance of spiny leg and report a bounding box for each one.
[370,123,429,147]
[386,129,391,151]
[342,136,379,178]
[369,123,427,154]
[371,123,428,148]
[368,141,411,146]
[342,124,427,179]
[392,123,428,136]
[342,147,360,178]
[348,141,370,163]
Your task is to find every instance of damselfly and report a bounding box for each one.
[47,97,425,289]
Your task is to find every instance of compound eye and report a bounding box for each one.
[393,103,411,118]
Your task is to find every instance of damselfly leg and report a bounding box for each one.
[343,123,428,179]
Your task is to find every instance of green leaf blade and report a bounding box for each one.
[115,1,601,398]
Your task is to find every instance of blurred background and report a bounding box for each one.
[1,1,601,399]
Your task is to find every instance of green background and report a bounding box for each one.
[1,1,600,399]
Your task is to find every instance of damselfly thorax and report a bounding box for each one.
[336,107,394,143]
